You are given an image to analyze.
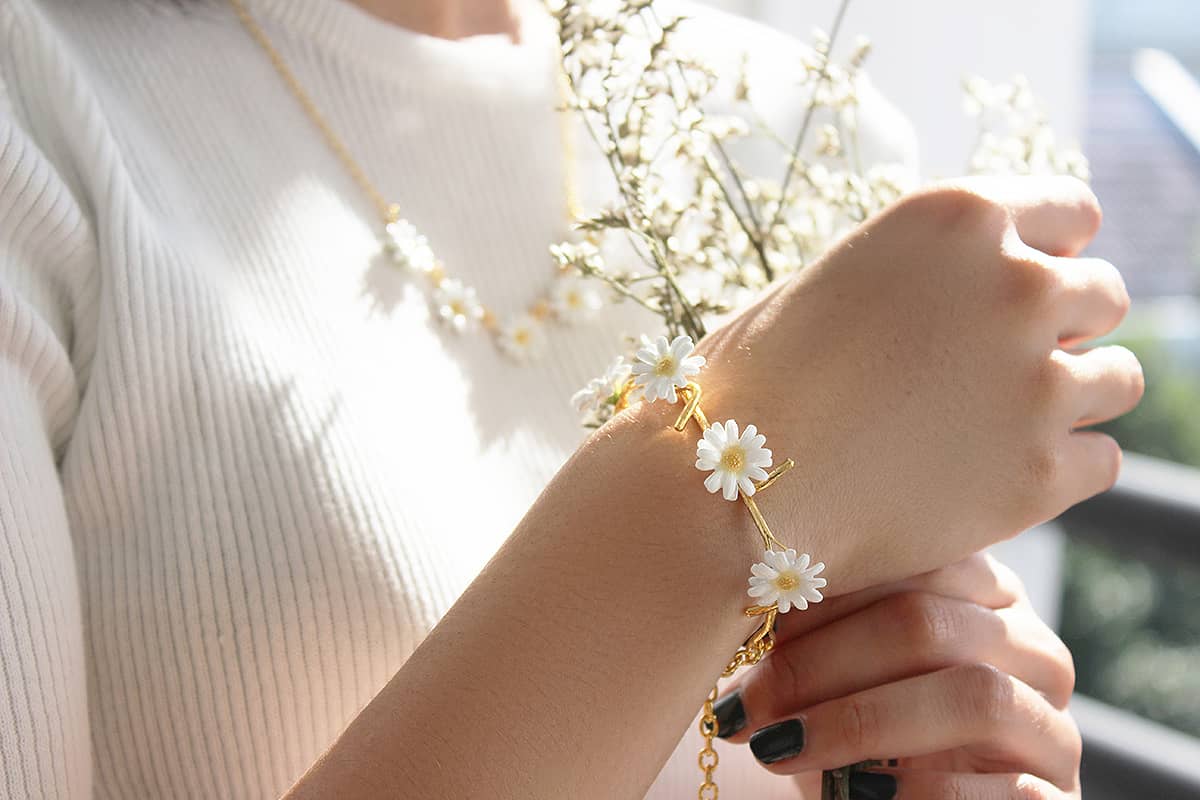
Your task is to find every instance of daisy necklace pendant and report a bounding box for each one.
[229,0,602,363]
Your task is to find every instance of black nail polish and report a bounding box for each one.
[748,719,805,764]
[849,772,898,800]
[713,691,747,739]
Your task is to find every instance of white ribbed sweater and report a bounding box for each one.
[0,1,915,797]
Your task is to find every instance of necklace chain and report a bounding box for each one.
[227,0,587,357]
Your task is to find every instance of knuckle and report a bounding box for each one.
[902,184,1006,234]
[1069,177,1104,239]
[1094,258,1132,317]
[950,663,1013,730]
[836,695,880,753]
[941,781,972,800]
[895,592,962,654]
[1115,346,1146,405]
[1049,635,1078,702]
[757,648,803,715]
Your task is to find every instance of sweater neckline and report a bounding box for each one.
[246,0,559,84]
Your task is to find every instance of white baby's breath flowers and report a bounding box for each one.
[432,279,485,333]
[550,275,603,323]
[631,334,706,403]
[383,219,435,273]
[695,419,773,501]
[497,314,547,362]
[747,549,827,613]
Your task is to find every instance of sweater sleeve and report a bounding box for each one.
[0,9,96,798]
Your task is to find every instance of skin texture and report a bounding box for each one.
[283,176,1141,799]
[348,0,520,40]
[721,553,1082,798]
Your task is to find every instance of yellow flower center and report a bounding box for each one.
[720,445,745,473]
[566,291,581,308]
[654,355,677,376]
[774,571,800,592]
[450,301,467,317]
[514,328,531,346]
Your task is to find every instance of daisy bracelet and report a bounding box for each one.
[627,334,828,671]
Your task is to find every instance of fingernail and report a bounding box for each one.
[713,690,746,738]
[849,772,898,800]
[748,718,805,764]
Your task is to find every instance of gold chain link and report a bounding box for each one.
[698,685,720,800]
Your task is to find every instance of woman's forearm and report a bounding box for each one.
[285,177,1141,798]
[286,403,773,798]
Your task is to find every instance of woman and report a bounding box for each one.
[0,0,1137,797]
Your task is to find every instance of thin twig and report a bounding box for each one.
[768,0,853,237]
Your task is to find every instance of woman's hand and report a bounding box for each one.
[711,553,1081,798]
[291,176,1131,799]
[637,174,1143,595]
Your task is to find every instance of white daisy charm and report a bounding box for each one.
[695,419,772,501]
[549,275,603,323]
[630,334,705,403]
[747,549,827,613]
[497,314,547,362]
[433,279,485,333]
[383,219,436,273]
[571,356,633,415]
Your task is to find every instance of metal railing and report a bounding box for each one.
[1056,453,1200,799]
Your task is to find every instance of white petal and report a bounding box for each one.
[796,552,811,571]
[748,561,777,578]
[803,562,826,578]
[665,384,678,403]
[741,424,758,441]
[738,475,757,497]
[669,335,693,359]
[721,472,739,501]
[791,595,809,612]
[802,587,824,603]
[746,466,769,482]
[703,426,727,447]
[723,419,739,440]
[747,583,773,598]
[696,457,719,470]
[777,597,792,613]
[703,471,724,494]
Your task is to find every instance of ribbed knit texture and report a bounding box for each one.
[0,0,915,796]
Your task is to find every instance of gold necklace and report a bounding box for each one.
[227,0,591,360]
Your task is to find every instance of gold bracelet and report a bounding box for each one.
[622,334,828,799]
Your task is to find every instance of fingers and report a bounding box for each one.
[1057,346,1145,427]
[723,592,1073,742]
[773,552,1023,643]
[747,664,1082,789]
[857,769,1078,800]
[949,174,1102,256]
[1049,256,1130,346]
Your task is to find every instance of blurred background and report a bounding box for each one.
[700,1,1200,796]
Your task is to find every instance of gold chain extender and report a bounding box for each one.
[661,381,795,799]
